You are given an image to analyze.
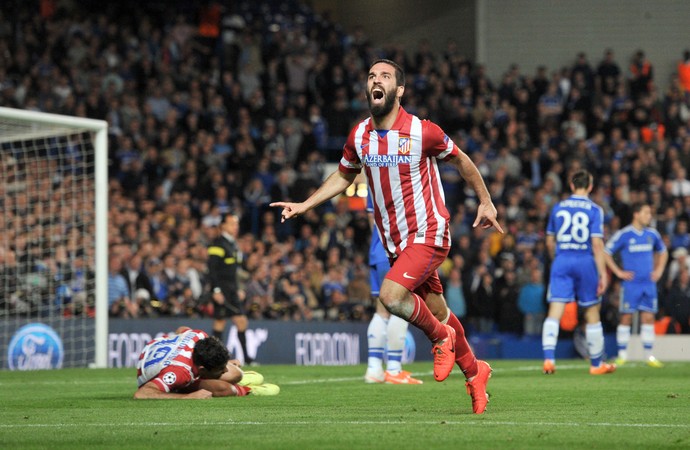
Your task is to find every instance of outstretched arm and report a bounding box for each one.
[446,151,504,233]
[133,382,212,399]
[270,170,356,222]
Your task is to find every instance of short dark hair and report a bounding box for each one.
[192,337,230,370]
[570,169,593,190]
[219,212,239,225]
[631,201,649,214]
[369,59,405,87]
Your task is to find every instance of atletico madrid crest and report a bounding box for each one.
[398,136,411,154]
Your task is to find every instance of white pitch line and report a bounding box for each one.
[0,420,687,429]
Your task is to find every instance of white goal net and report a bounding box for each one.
[0,107,108,369]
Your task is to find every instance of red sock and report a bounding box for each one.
[409,293,447,343]
[232,384,250,396]
[446,312,478,378]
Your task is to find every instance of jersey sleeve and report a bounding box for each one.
[338,127,362,175]
[591,205,604,238]
[151,365,194,393]
[422,120,459,160]
[652,229,667,253]
[545,206,557,236]
[605,229,623,255]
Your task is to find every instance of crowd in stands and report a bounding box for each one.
[1,0,690,335]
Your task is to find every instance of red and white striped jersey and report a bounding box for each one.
[339,107,458,256]
[136,329,207,392]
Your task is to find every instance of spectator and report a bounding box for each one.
[495,270,523,334]
[571,52,595,93]
[629,50,654,99]
[132,288,155,317]
[243,177,271,235]
[670,219,690,251]
[3,0,690,339]
[670,167,690,197]
[146,257,169,313]
[108,254,134,317]
[537,82,563,127]
[665,268,690,333]
[470,268,496,334]
[245,261,274,319]
[666,247,690,290]
[597,49,621,96]
[678,50,690,102]
[122,252,152,299]
[445,266,467,319]
[321,265,351,321]
[517,268,546,335]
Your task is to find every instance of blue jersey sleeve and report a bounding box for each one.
[605,229,625,255]
[652,229,666,253]
[546,207,557,236]
[591,204,604,238]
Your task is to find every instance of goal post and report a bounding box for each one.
[0,107,108,369]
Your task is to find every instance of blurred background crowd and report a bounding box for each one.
[1,0,689,335]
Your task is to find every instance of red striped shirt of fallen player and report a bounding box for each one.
[136,329,208,392]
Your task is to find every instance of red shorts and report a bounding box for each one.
[386,243,448,298]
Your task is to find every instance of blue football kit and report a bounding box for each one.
[546,195,604,307]
[605,225,666,313]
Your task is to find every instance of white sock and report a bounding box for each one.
[586,322,605,366]
[616,324,631,360]
[385,315,408,374]
[367,313,387,373]
[542,317,560,361]
[641,324,655,359]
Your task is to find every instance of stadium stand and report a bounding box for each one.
[0,0,688,336]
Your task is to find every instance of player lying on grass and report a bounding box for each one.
[134,326,278,399]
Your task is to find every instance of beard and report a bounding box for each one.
[366,88,397,119]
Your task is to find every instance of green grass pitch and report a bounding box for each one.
[1,360,689,449]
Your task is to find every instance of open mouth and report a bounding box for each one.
[372,87,384,100]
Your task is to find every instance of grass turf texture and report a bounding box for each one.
[1,360,689,449]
